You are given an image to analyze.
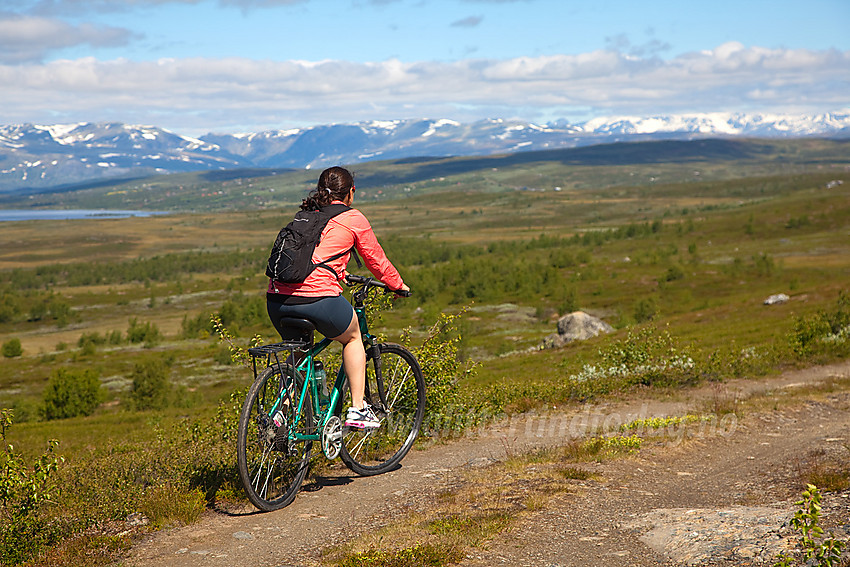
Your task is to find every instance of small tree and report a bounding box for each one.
[129,358,171,410]
[634,297,658,323]
[42,368,102,420]
[1,409,63,564]
[1,338,22,358]
[774,484,846,567]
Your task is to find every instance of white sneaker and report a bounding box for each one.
[345,405,381,429]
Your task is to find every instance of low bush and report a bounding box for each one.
[0,410,64,565]
[407,309,475,416]
[181,311,213,339]
[790,291,850,359]
[1,338,22,359]
[3,394,243,565]
[42,368,103,421]
[126,318,162,347]
[583,325,699,389]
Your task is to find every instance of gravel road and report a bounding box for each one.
[122,360,850,567]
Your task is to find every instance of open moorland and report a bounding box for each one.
[0,138,849,566]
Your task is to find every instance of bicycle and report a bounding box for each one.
[236,274,426,511]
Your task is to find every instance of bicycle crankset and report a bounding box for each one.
[322,415,343,459]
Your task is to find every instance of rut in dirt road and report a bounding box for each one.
[122,361,850,567]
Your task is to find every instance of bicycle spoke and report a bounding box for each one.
[340,344,425,476]
[386,361,412,410]
[251,445,271,490]
[345,429,374,460]
[237,363,312,511]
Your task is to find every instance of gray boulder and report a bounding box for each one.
[764,293,790,305]
[543,311,614,348]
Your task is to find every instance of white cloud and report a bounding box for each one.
[451,15,484,28]
[0,13,136,63]
[0,44,846,134]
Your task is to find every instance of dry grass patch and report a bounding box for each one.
[802,449,850,492]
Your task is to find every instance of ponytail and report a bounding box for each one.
[301,166,354,211]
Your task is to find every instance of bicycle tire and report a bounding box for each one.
[339,343,425,476]
[237,363,312,511]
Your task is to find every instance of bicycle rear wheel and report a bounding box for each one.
[339,343,425,476]
[237,364,312,511]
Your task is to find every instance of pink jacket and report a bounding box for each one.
[267,202,404,297]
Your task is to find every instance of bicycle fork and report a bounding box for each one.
[366,340,390,414]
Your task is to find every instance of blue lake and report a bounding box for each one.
[0,209,168,222]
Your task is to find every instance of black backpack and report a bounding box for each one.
[265,203,352,283]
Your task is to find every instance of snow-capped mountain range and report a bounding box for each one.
[1,111,848,193]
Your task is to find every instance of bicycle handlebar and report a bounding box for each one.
[345,274,412,297]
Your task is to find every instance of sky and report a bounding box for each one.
[1,0,849,136]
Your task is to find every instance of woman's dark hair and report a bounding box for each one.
[301,166,354,210]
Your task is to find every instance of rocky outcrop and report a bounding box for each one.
[542,311,614,349]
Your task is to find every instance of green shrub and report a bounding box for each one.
[128,358,171,410]
[213,345,235,365]
[9,399,39,425]
[1,338,22,359]
[0,409,64,565]
[27,296,73,327]
[790,314,832,357]
[565,326,699,396]
[0,292,20,324]
[663,264,685,282]
[107,329,124,345]
[753,252,777,276]
[42,368,103,420]
[218,292,267,332]
[557,286,578,315]
[774,484,846,567]
[77,331,106,348]
[127,318,162,347]
[182,311,214,339]
[790,291,850,358]
[633,297,658,323]
[407,310,472,416]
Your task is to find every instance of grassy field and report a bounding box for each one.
[0,138,848,565]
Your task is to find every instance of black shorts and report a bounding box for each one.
[267,293,355,339]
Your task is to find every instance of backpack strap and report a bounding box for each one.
[312,204,360,277]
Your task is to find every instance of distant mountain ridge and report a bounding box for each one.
[1,111,848,193]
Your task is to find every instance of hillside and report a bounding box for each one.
[1,137,848,213]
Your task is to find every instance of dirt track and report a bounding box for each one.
[122,360,850,567]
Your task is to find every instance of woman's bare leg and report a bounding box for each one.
[331,310,367,409]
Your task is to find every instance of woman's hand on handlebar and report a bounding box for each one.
[394,283,411,297]
[344,274,411,296]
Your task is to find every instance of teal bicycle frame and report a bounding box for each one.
[239,274,421,511]
[263,299,377,445]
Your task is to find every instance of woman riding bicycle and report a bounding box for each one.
[266,166,409,429]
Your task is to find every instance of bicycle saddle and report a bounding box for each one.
[277,317,316,342]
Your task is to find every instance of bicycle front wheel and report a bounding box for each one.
[340,343,426,476]
[237,364,312,511]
